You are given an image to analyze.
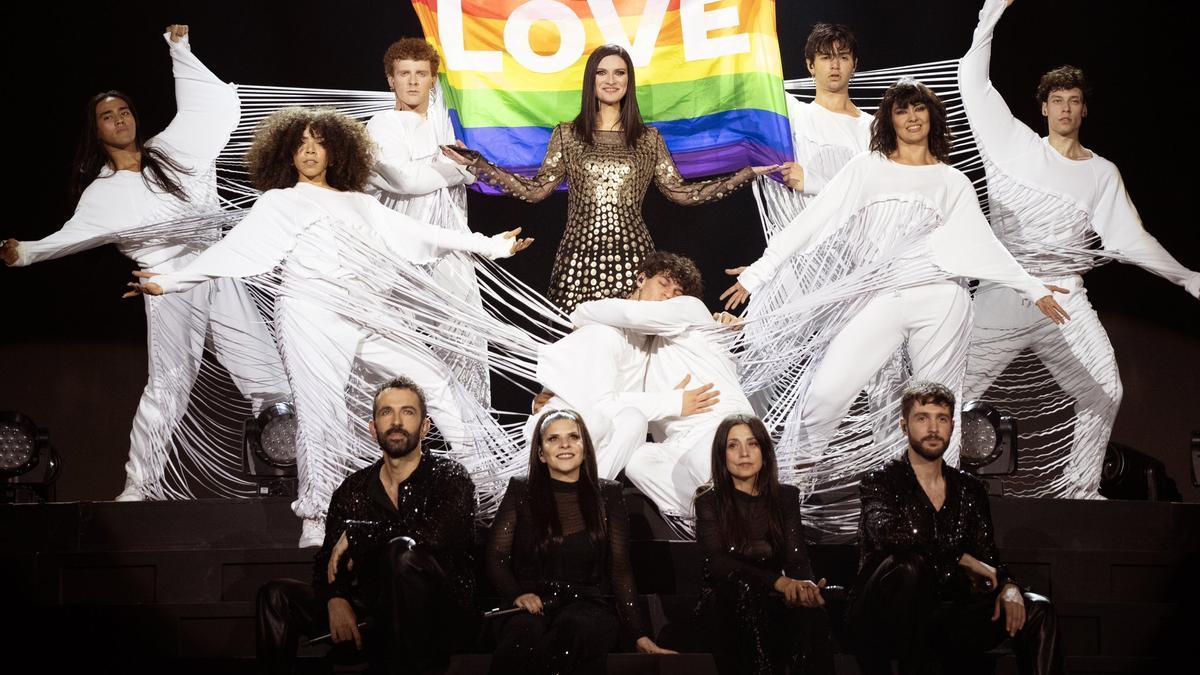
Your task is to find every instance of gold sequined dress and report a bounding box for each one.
[474,123,755,311]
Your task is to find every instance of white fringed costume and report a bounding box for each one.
[147,183,525,536]
[11,34,289,500]
[959,0,1200,498]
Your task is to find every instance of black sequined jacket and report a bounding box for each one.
[857,456,1011,599]
[313,454,476,609]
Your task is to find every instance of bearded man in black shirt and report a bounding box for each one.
[849,381,1064,675]
[256,376,478,674]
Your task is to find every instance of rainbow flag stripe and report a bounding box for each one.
[412,0,791,192]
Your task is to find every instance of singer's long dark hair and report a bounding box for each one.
[71,91,191,204]
[572,44,645,148]
[527,410,607,559]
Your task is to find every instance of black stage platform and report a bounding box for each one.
[6,494,1195,674]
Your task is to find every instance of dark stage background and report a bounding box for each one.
[3,1,1197,502]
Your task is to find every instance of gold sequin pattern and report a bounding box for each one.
[475,124,755,312]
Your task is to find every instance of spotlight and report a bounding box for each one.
[243,402,297,497]
[1,411,61,503]
[1099,442,1180,501]
[959,400,1017,476]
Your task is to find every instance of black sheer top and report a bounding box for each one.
[486,476,646,638]
[694,484,814,591]
[857,456,1011,599]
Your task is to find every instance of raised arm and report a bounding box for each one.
[958,0,1042,164]
[1093,164,1200,297]
[651,128,757,205]
[458,124,567,203]
[151,27,241,166]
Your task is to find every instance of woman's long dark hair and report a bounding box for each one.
[527,410,607,558]
[706,414,786,553]
[245,107,374,192]
[869,79,953,163]
[71,90,191,204]
[572,44,645,147]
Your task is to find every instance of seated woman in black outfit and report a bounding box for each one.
[693,414,836,675]
[487,409,673,674]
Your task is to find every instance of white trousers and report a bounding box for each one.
[127,277,289,496]
[964,276,1120,498]
[278,296,474,523]
[795,282,973,466]
[624,415,732,519]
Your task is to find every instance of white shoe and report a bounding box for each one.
[299,519,325,548]
[114,484,145,502]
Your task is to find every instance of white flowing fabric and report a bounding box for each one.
[147,184,563,524]
[366,93,492,404]
[738,152,1050,537]
[959,0,1200,498]
[12,34,290,499]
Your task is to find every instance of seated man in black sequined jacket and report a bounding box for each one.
[849,381,1064,675]
[256,376,478,675]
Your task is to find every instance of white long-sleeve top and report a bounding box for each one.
[152,183,513,294]
[785,94,872,196]
[14,34,239,273]
[960,0,1198,294]
[366,107,474,211]
[570,296,752,435]
[738,152,1049,302]
[536,324,685,427]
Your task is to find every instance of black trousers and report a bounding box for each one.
[694,573,836,675]
[489,595,621,675]
[256,538,475,675]
[848,552,1064,675]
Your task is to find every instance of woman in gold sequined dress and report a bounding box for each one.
[444,45,778,312]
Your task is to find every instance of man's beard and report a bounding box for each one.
[377,425,420,458]
[909,433,947,462]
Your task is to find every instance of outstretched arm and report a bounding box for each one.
[570,296,711,337]
[651,128,771,205]
[1093,166,1200,297]
[445,125,567,203]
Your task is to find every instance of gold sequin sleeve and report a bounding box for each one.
[650,127,756,205]
[472,124,568,203]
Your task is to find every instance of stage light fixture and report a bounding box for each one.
[1,411,61,502]
[959,400,1017,476]
[243,403,297,497]
[1099,442,1180,501]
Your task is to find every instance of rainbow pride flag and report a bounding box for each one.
[412,0,791,192]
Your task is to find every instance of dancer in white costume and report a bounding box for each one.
[958,0,1200,498]
[533,252,720,481]
[751,22,872,240]
[127,109,532,546]
[365,38,491,403]
[723,81,1070,488]
[2,26,288,501]
[573,253,753,525]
